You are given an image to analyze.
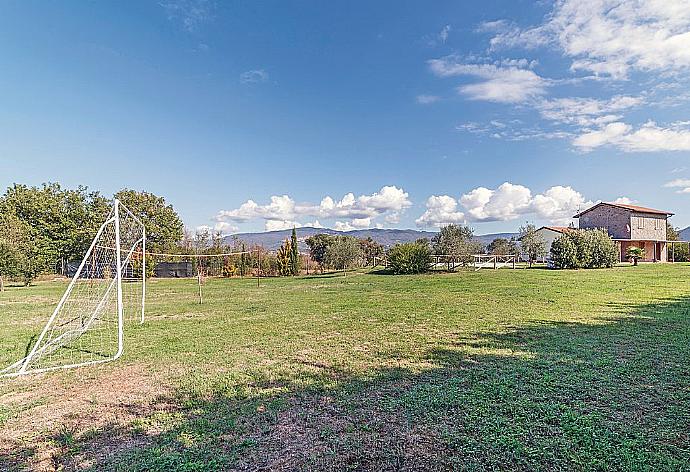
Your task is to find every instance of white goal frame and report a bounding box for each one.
[1,199,146,377]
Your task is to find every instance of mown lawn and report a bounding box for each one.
[1,265,689,471]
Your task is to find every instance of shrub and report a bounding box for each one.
[550,234,578,269]
[387,241,431,274]
[550,228,618,269]
[588,229,619,268]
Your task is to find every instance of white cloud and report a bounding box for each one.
[537,95,644,126]
[240,69,269,84]
[573,120,690,152]
[531,186,592,224]
[351,217,372,229]
[488,0,690,79]
[439,25,451,44]
[415,195,466,227]
[428,56,548,103]
[416,94,441,104]
[265,220,301,232]
[612,196,636,204]
[214,221,238,234]
[416,183,590,226]
[159,0,213,32]
[214,186,411,230]
[333,221,356,232]
[664,179,690,193]
[461,183,533,221]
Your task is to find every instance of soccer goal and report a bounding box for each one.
[1,199,146,377]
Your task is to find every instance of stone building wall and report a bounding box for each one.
[578,205,631,239]
[630,212,667,240]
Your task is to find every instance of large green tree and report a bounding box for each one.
[305,233,334,271]
[432,224,482,264]
[114,189,184,251]
[325,235,363,271]
[0,183,110,274]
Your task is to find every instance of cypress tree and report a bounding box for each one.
[290,227,300,275]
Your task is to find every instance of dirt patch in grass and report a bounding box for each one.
[0,363,167,471]
[230,379,454,471]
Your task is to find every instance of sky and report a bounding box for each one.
[1,0,690,234]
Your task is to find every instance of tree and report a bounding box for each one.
[519,224,546,267]
[114,189,184,251]
[0,214,26,290]
[276,238,292,276]
[305,233,334,271]
[550,234,578,269]
[487,237,519,255]
[588,229,619,268]
[387,241,431,274]
[0,212,46,286]
[0,183,110,275]
[359,237,384,266]
[289,227,300,275]
[432,224,482,264]
[667,222,680,241]
[626,246,645,266]
[325,236,362,271]
[550,229,618,269]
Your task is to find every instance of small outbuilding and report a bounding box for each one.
[535,226,573,255]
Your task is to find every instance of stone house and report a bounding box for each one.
[573,202,674,262]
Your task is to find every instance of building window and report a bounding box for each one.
[637,216,644,229]
[655,218,662,230]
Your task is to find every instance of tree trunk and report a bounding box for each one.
[0,275,4,292]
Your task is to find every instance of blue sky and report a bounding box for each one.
[1,1,690,234]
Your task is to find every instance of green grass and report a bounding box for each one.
[1,265,689,470]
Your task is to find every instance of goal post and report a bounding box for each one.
[0,199,146,377]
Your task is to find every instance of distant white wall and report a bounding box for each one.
[536,228,563,255]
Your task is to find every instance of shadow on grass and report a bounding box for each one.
[2,297,689,471]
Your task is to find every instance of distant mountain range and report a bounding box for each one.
[679,226,690,241]
[225,227,518,251]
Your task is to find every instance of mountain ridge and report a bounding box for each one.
[224,227,518,251]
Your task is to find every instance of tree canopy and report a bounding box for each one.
[114,189,184,252]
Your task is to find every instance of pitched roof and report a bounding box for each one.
[573,202,674,218]
[537,226,572,234]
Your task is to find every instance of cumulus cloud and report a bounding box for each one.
[415,195,466,227]
[461,183,533,221]
[573,121,690,152]
[488,0,690,79]
[416,182,592,227]
[531,186,593,223]
[214,186,411,231]
[240,69,269,84]
[428,55,547,103]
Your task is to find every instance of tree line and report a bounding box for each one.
[0,183,184,287]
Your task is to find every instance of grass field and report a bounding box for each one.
[1,265,689,471]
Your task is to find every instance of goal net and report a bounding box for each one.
[1,199,146,377]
